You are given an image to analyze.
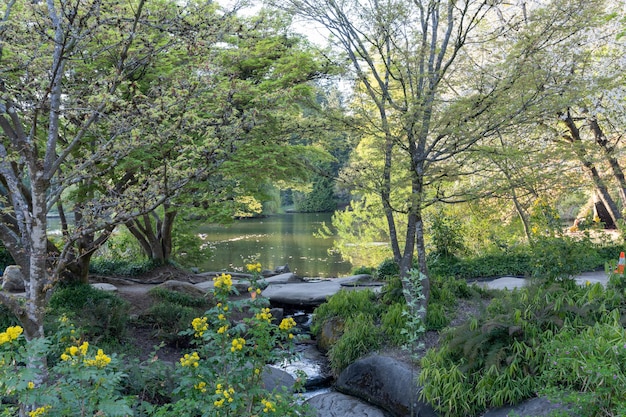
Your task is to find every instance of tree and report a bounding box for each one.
[119,9,336,264]
[0,0,245,340]
[274,0,519,312]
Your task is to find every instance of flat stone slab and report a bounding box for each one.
[262,282,342,306]
[482,277,529,290]
[91,283,118,292]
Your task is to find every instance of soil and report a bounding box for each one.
[91,265,202,363]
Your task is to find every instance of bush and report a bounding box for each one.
[89,258,158,276]
[47,283,130,343]
[311,289,380,336]
[537,318,626,416]
[328,313,382,374]
[381,303,408,346]
[375,258,400,280]
[141,287,212,346]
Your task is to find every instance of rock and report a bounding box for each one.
[261,281,342,307]
[335,274,376,286]
[262,365,296,392]
[90,283,118,292]
[335,355,437,417]
[306,392,389,417]
[264,272,302,285]
[2,265,25,292]
[480,397,575,417]
[156,280,208,298]
[316,316,344,352]
[275,264,290,274]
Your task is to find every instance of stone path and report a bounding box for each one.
[477,270,611,290]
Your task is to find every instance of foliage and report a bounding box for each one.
[46,284,130,343]
[311,289,380,336]
[381,303,409,346]
[327,313,382,374]
[538,319,626,416]
[0,245,13,273]
[294,175,337,213]
[0,263,311,415]
[375,258,401,280]
[141,266,311,416]
[427,249,532,279]
[142,288,212,346]
[0,320,132,416]
[89,259,158,277]
[428,210,466,258]
[419,273,626,416]
[400,269,426,358]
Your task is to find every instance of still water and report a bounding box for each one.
[196,213,353,278]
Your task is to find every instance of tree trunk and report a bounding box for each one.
[562,113,623,226]
[125,209,177,264]
[589,117,626,209]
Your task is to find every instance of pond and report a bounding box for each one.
[196,212,353,278]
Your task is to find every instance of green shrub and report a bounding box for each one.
[537,318,626,416]
[352,265,375,275]
[0,245,14,273]
[419,278,626,417]
[375,258,400,280]
[328,313,382,374]
[425,303,448,331]
[89,258,158,276]
[381,303,408,346]
[47,283,130,343]
[380,276,404,305]
[311,289,380,336]
[140,287,212,346]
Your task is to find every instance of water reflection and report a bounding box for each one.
[196,213,353,278]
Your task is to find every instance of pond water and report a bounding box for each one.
[196,213,353,278]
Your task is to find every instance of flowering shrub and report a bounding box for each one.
[141,265,311,416]
[0,263,311,416]
[0,318,131,416]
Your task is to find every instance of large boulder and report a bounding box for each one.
[335,355,437,417]
[306,392,389,417]
[2,265,25,292]
[156,280,208,298]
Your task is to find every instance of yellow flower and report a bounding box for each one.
[217,325,228,334]
[27,381,35,389]
[68,346,79,356]
[78,341,89,355]
[246,263,262,273]
[213,398,225,407]
[0,325,23,345]
[261,398,276,413]
[6,326,23,341]
[194,381,207,392]
[180,351,200,367]
[60,353,70,361]
[213,273,233,290]
[255,308,272,323]
[192,317,208,337]
[218,313,226,321]
[84,349,111,368]
[230,337,245,352]
[28,406,51,417]
[279,317,297,331]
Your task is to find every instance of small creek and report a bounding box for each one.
[270,311,334,400]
